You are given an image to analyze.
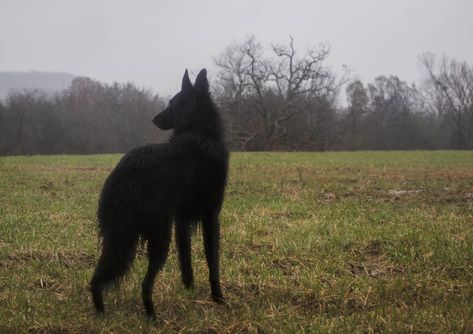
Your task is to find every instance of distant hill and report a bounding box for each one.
[0,71,76,100]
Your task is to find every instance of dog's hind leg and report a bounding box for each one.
[202,211,224,303]
[142,220,172,319]
[175,220,194,289]
[90,229,138,314]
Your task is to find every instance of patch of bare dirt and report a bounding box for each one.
[270,256,304,276]
[348,240,403,278]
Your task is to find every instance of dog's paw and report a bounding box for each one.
[182,279,195,290]
[211,293,226,304]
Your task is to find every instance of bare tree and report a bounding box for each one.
[420,53,473,149]
[214,36,346,150]
[364,76,425,150]
[340,80,369,150]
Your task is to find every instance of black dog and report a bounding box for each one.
[90,69,229,319]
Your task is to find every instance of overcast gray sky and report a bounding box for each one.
[1,0,472,96]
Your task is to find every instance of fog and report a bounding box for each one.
[1,0,472,95]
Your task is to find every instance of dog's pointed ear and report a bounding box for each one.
[194,69,209,92]
[181,69,193,91]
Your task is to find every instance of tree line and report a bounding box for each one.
[215,37,473,151]
[1,37,472,155]
[0,77,166,155]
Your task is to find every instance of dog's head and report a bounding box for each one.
[152,69,209,131]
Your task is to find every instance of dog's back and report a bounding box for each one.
[98,132,228,231]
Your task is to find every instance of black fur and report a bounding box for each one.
[90,69,229,319]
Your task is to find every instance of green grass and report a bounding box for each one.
[1,151,472,333]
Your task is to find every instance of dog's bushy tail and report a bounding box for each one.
[90,199,138,313]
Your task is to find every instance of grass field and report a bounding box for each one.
[1,151,472,333]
